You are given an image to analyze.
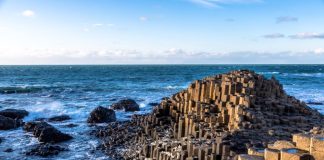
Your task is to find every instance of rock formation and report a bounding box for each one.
[23,121,73,143]
[0,109,29,119]
[111,99,140,112]
[240,127,324,160]
[0,115,23,130]
[95,70,324,160]
[87,106,116,123]
[48,115,71,122]
[25,144,68,157]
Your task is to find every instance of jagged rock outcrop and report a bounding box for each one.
[48,115,71,122]
[23,121,72,143]
[240,127,324,160]
[95,70,324,160]
[25,144,68,157]
[0,115,23,130]
[0,109,29,119]
[87,106,116,123]
[111,99,140,112]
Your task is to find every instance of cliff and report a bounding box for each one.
[95,70,324,160]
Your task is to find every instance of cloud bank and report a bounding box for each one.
[289,32,324,39]
[0,48,323,64]
[188,0,262,7]
[263,33,285,39]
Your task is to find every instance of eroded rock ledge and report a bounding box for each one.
[95,70,324,160]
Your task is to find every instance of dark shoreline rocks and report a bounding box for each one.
[87,106,116,123]
[0,115,23,130]
[25,144,68,157]
[111,99,139,112]
[23,121,72,143]
[4,148,13,152]
[0,109,29,119]
[48,115,71,122]
[148,102,159,106]
[307,101,324,105]
[94,70,324,159]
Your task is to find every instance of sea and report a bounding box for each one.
[0,65,323,160]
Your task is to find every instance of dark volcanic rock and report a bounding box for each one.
[23,121,72,143]
[34,118,46,121]
[64,123,78,128]
[307,102,324,105]
[0,115,23,130]
[25,144,68,157]
[0,109,29,119]
[48,115,71,122]
[111,99,139,112]
[93,121,143,159]
[87,106,116,123]
[148,102,159,106]
[4,148,13,152]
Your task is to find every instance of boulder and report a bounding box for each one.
[23,121,72,143]
[111,99,139,112]
[0,109,29,119]
[307,102,323,105]
[148,102,159,106]
[64,123,78,128]
[4,148,13,152]
[0,115,23,130]
[87,106,116,123]
[25,144,68,157]
[48,115,71,122]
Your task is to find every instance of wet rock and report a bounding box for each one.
[64,123,78,128]
[148,102,159,106]
[23,121,72,143]
[87,106,116,123]
[48,115,71,122]
[307,102,324,105]
[4,148,13,152]
[0,109,29,119]
[25,144,68,157]
[110,99,139,112]
[34,118,46,121]
[0,115,23,130]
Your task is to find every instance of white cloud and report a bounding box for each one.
[1,48,323,64]
[107,23,115,27]
[263,33,285,39]
[21,10,35,17]
[139,16,149,21]
[314,48,324,55]
[290,32,324,39]
[83,28,89,32]
[92,23,104,27]
[189,0,262,7]
[276,16,298,23]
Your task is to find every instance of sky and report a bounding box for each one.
[0,0,323,64]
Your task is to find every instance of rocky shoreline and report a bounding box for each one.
[1,70,324,159]
[93,70,324,160]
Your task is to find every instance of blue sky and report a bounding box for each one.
[0,0,323,64]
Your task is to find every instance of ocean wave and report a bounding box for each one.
[0,86,43,94]
[165,85,187,90]
[286,73,324,77]
[257,72,280,75]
